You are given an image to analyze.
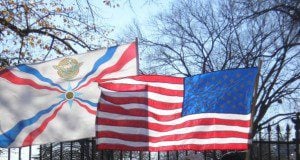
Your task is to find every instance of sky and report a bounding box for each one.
[97,0,172,40]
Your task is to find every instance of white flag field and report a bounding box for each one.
[0,42,137,148]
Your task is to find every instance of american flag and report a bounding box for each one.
[0,42,137,148]
[96,68,258,151]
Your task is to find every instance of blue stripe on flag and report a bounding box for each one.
[17,64,66,91]
[77,98,98,108]
[0,100,65,147]
[74,46,118,90]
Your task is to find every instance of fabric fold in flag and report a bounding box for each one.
[0,42,138,148]
[96,68,258,151]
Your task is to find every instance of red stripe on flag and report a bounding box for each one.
[0,70,64,93]
[97,143,249,151]
[22,101,67,146]
[96,117,250,131]
[101,83,147,92]
[101,83,184,96]
[98,105,181,121]
[77,43,136,91]
[101,94,183,110]
[74,99,96,115]
[131,75,183,84]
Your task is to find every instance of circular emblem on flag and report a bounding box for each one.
[65,91,74,99]
[53,58,83,80]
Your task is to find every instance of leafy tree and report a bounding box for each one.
[122,0,300,136]
[0,0,113,67]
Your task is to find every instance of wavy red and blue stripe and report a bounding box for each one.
[0,42,137,148]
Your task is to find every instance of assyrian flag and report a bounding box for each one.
[0,42,138,148]
[96,68,258,151]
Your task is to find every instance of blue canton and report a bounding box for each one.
[182,68,258,116]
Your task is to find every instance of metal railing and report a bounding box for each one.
[1,113,299,160]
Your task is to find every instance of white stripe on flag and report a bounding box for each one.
[96,124,250,135]
[97,138,250,147]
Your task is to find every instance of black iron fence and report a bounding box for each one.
[251,115,300,160]
[1,113,299,160]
